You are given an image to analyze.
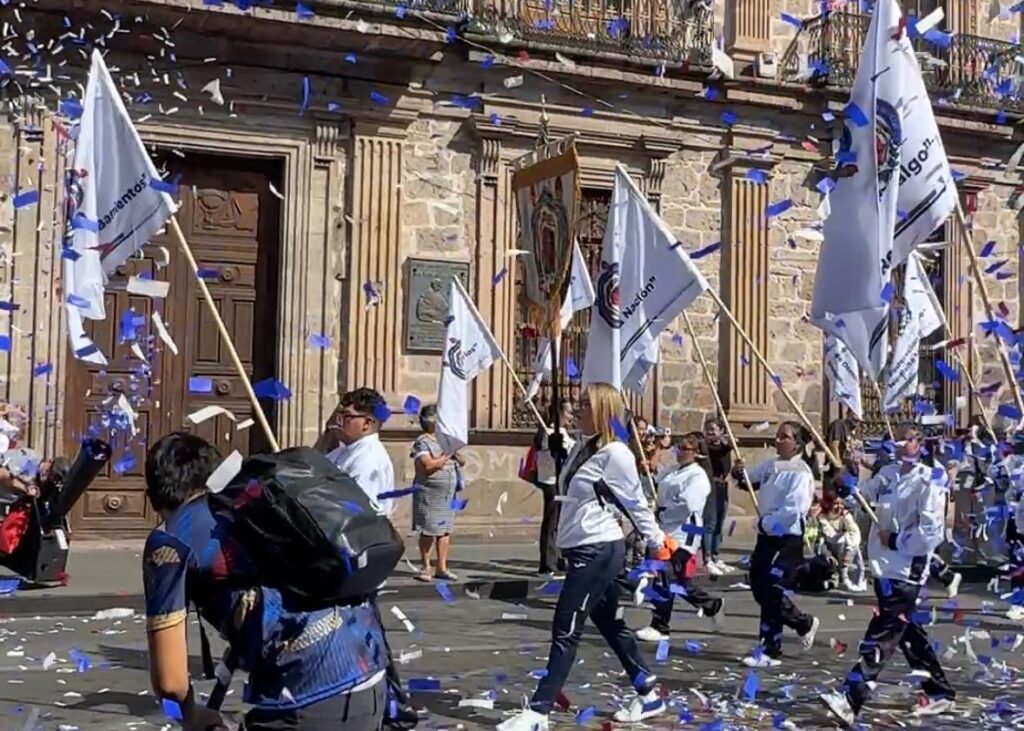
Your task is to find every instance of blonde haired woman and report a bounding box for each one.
[497,384,676,730]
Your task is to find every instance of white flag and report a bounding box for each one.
[811,0,955,380]
[526,240,596,398]
[64,49,176,364]
[435,278,503,453]
[824,335,863,419]
[582,166,709,390]
[882,253,945,411]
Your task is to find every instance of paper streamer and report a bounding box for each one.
[151,311,179,355]
[126,276,170,298]
[187,405,237,425]
[206,450,243,493]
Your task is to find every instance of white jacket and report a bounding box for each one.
[746,455,815,537]
[656,463,711,551]
[557,439,665,550]
[862,461,946,584]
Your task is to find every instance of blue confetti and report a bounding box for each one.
[189,377,213,393]
[296,1,314,18]
[935,359,959,381]
[765,199,793,218]
[13,190,39,209]
[71,213,98,232]
[566,356,581,379]
[61,247,81,262]
[980,240,997,257]
[33,362,52,377]
[66,294,92,309]
[435,581,455,603]
[998,404,1022,420]
[253,378,292,401]
[742,670,759,700]
[721,111,737,126]
[377,486,420,500]
[148,178,177,195]
[371,90,390,105]
[816,177,836,195]
[307,333,332,349]
[780,12,803,27]
[844,101,869,127]
[691,242,721,259]
[611,416,630,442]
[656,639,670,661]
[404,395,422,415]
[880,282,895,303]
[745,169,769,184]
[300,76,311,114]
[373,401,392,423]
[59,98,83,119]
[408,678,441,691]
[574,706,596,724]
[162,699,183,720]
[493,267,508,285]
[450,498,468,511]
[114,455,136,474]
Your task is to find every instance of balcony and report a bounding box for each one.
[467,0,714,65]
[782,11,1024,114]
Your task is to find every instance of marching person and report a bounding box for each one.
[533,401,576,576]
[324,388,417,730]
[636,431,724,642]
[702,416,734,575]
[497,383,675,730]
[732,421,820,667]
[821,422,956,726]
[142,433,388,731]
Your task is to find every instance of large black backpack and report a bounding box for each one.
[207,447,405,607]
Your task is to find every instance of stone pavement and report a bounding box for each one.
[0,571,1022,730]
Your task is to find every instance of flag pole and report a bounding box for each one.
[869,381,894,438]
[169,216,280,452]
[451,277,549,431]
[705,288,879,523]
[955,204,1024,420]
[681,311,759,515]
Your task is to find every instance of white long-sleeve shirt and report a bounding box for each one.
[746,455,815,537]
[656,462,711,551]
[557,439,665,550]
[861,461,946,584]
[327,432,395,517]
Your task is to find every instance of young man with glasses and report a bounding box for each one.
[324,388,395,517]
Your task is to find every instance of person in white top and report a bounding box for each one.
[732,421,820,668]
[320,388,418,730]
[822,422,956,727]
[635,432,725,643]
[325,389,396,517]
[497,383,675,731]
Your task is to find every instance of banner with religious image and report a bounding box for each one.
[511,139,580,314]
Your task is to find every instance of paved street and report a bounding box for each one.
[0,569,1022,730]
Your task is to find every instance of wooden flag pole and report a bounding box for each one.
[869,381,895,439]
[955,204,1024,420]
[705,288,879,523]
[451,277,549,432]
[681,311,759,515]
[621,393,657,495]
[169,216,280,453]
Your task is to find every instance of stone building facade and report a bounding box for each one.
[1,0,1021,538]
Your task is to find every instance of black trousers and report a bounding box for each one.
[844,578,955,713]
[538,482,561,573]
[749,534,814,656]
[650,547,722,633]
[530,540,652,713]
[244,679,386,730]
[928,554,956,588]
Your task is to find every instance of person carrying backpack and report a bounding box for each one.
[142,433,389,730]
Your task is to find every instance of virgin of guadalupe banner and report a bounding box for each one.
[511,140,580,313]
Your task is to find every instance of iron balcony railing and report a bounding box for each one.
[782,11,1024,113]
[468,0,714,65]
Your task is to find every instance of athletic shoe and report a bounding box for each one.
[842,574,866,593]
[946,572,962,599]
[716,560,737,574]
[711,598,726,629]
[707,562,724,577]
[820,690,856,727]
[384,704,420,730]
[800,616,820,651]
[912,695,956,717]
[496,708,549,730]
[742,653,781,668]
[612,690,666,723]
[1007,605,1024,622]
[635,626,669,643]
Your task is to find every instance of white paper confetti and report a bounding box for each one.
[206,450,243,493]
[187,405,238,425]
[201,78,225,105]
[126,276,170,298]
[152,311,179,355]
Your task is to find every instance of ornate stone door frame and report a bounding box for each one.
[135,118,348,448]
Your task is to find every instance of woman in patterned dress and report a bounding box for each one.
[411,404,464,582]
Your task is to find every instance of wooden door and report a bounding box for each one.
[65,154,281,538]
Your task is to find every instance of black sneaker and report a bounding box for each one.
[384,703,420,730]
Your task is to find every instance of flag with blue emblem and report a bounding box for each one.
[581,165,708,392]
[436,278,502,454]
[811,0,955,381]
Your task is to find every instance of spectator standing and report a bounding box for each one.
[534,401,576,576]
[702,417,734,575]
[827,411,863,465]
[325,388,395,517]
[410,404,464,582]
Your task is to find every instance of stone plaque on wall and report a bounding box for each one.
[404,258,471,353]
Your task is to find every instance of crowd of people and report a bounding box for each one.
[116,378,1024,730]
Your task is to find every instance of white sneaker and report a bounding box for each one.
[716,560,736,574]
[912,696,956,717]
[612,690,666,723]
[707,561,724,577]
[635,626,669,643]
[742,653,781,668]
[946,572,962,599]
[496,708,549,730]
[820,690,856,727]
[842,574,865,593]
[1007,605,1024,622]
[800,616,820,651]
